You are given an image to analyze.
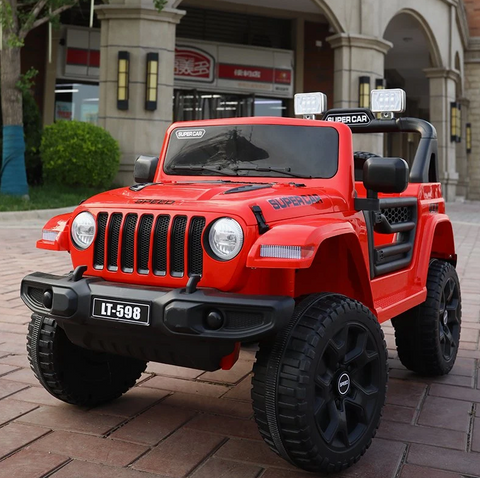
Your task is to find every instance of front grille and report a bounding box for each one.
[152,215,170,276]
[137,214,154,274]
[189,217,206,275]
[107,213,122,271]
[93,213,108,269]
[170,216,187,277]
[122,214,138,273]
[93,212,206,279]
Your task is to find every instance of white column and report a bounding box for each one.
[326,33,392,155]
[95,4,185,185]
[424,68,460,201]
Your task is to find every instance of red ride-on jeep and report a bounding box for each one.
[21,88,461,473]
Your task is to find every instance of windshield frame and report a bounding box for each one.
[162,121,340,180]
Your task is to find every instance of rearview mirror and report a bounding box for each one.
[363,157,409,194]
[134,155,159,183]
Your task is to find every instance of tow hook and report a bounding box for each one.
[69,265,88,282]
[185,274,202,294]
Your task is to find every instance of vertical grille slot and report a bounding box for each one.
[170,216,187,277]
[137,214,154,274]
[93,213,108,269]
[107,213,122,271]
[121,213,138,273]
[153,215,170,276]
[188,217,206,276]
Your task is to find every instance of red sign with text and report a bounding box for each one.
[174,40,294,97]
[218,64,274,83]
[174,47,215,83]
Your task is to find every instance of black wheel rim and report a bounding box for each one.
[439,277,461,361]
[313,323,381,450]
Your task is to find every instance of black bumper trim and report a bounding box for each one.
[21,272,295,342]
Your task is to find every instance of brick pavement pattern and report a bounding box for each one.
[0,202,479,477]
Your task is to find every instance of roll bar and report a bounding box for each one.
[323,108,438,183]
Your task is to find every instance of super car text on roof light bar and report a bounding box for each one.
[370,88,406,114]
[294,92,327,118]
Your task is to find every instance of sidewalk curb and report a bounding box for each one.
[0,206,75,223]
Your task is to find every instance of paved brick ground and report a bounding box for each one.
[0,202,479,477]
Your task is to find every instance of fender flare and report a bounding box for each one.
[416,214,456,285]
[246,220,357,269]
[36,213,72,251]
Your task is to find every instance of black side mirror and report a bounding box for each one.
[363,157,409,194]
[134,155,159,183]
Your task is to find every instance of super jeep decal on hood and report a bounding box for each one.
[268,194,323,210]
[134,199,176,205]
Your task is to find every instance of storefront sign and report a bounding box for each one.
[175,39,294,98]
[218,64,274,83]
[62,27,100,80]
[66,48,100,68]
[174,46,215,83]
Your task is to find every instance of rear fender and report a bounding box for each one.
[246,220,355,269]
[36,213,72,251]
[417,214,456,285]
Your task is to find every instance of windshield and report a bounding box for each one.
[164,124,339,178]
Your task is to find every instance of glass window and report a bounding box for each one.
[173,90,287,121]
[254,97,286,117]
[55,81,99,124]
[164,124,339,178]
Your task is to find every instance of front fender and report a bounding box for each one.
[36,213,72,251]
[247,219,356,269]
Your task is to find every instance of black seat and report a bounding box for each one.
[354,151,382,181]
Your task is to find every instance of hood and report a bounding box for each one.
[82,181,339,225]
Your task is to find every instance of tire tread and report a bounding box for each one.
[252,294,388,473]
[27,314,146,406]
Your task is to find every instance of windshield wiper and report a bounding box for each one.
[172,164,310,179]
[230,166,311,178]
[171,165,236,176]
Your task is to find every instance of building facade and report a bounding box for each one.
[25,0,480,200]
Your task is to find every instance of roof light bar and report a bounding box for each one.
[370,88,406,114]
[294,92,327,118]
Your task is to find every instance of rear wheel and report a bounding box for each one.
[27,314,147,406]
[392,260,461,376]
[252,294,388,473]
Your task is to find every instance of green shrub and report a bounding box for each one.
[0,90,43,185]
[41,121,120,188]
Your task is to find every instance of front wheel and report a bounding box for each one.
[251,294,388,473]
[27,314,147,406]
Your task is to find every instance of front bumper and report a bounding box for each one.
[21,271,294,342]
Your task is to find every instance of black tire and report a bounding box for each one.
[392,260,462,376]
[251,294,388,473]
[27,314,147,406]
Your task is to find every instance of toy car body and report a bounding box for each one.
[21,89,461,473]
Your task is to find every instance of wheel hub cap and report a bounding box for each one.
[443,310,448,326]
[337,372,350,395]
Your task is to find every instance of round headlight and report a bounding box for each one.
[208,218,243,260]
[71,212,96,250]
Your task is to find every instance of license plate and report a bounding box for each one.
[92,298,150,325]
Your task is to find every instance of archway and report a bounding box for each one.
[382,11,441,163]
